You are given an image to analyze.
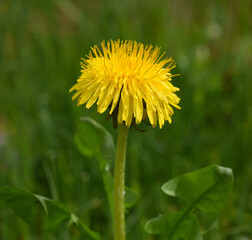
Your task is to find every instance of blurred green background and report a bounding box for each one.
[1,0,252,239]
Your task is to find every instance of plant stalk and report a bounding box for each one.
[113,124,129,240]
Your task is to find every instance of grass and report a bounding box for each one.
[0,0,252,239]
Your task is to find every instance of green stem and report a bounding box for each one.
[113,124,129,240]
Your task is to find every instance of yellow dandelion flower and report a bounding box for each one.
[70,39,180,129]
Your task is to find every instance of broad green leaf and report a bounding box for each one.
[75,117,115,161]
[162,165,233,231]
[0,186,38,223]
[75,117,139,210]
[145,213,202,240]
[145,165,233,239]
[42,198,71,230]
[0,186,100,240]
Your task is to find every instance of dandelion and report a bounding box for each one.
[70,39,181,240]
[70,39,180,129]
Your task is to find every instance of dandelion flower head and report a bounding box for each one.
[70,39,180,129]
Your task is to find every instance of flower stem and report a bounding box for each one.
[113,124,129,240]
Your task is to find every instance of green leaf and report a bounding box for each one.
[0,186,100,240]
[124,186,139,209]
[75,117,139,210]
[41,198,71,230]
[145,213,202,240]
[145,165,233,239]
[75,117,115,161]
[0,186,38,223]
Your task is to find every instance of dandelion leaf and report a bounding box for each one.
[145,165,233,239]
[75,117,139,210]
[0,186,100,240]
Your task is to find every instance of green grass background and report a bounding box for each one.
[0,0,252,239]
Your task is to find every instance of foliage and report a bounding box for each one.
[75,117,139,212]
[0,0,251,239]
[145,165,233,239]
[0,186,100,239]
[0,119,233,240]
